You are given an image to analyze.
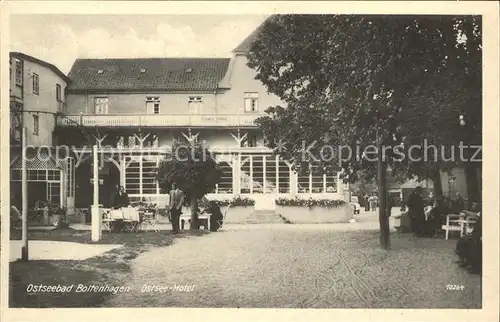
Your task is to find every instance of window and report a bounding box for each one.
[32,73,39,94]
[124,156,160,196]
[33,115,39,135]
[94,97,109,114]
[188,96,203,114]
[56,84,62,101]
[244,92,259,112]
[146,97,160,114]
[48,182,61,206]
[297,166,338,194]
[15,59,23,86]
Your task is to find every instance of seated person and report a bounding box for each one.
[113,186,130,209]
[202,201,224,232]
[455,211,482,274]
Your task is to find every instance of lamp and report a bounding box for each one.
[459,114,466,127]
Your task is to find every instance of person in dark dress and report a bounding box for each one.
[407,186,425,236]
[202,201,224,232]
[455,204,482,274]
[455,193,465,212]
[386,193,394,217]
[113,186,130,209]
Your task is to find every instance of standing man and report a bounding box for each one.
[407,186,425,236]
[168,182,184,233]
[364,193,370,211]
[454,192,465,213]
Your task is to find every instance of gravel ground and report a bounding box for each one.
[106,223,481,308]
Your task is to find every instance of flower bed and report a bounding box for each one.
[200,196,255,224]
[275,197,350,224]
[200,196,255,208]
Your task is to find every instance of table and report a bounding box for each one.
[103,207,141,232]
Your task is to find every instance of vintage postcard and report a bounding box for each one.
[1,1,499,322]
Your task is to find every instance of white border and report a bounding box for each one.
[1,2,499,322]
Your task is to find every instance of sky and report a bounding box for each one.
[10,14,268,74]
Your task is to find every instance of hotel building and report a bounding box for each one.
[55,29,346,216]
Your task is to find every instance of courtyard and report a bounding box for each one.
[9,211,481,308]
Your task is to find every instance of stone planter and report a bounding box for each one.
[219,205,255,224]
[276,205,351,224]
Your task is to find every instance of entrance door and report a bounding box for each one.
[28,182,47,208]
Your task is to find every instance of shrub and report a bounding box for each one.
[275,197,345,208]
[199,196,255,207]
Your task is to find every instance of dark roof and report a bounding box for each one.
[10,52,70,83]
[67,58,231,92]
[233,16,274,53]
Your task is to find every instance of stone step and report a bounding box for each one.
[244,210,287,224]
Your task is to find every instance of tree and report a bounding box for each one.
[156,142,222,230]
[248,15,481,248]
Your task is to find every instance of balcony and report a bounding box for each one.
[57,113,267,128]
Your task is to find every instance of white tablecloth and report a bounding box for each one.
[110,207,140,221]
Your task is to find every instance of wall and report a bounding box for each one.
[66,92,217,115]
[11,57,67,147]
[217,54,284,114]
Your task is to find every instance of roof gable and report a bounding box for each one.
[67,58,230,92]
[10,52,70,83]
[232,16,275,53]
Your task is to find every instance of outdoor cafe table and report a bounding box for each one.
[106,207,141,232]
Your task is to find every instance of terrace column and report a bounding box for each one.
[91,145,102,242]
[232,153,241,195]
[289,167,298,196]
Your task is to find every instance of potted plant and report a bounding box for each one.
[275,197,348,223]
[49,206,67,225]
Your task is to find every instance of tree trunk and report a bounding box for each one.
[377,135,390,250]
[465,163,480,209]
[189,197,199,230]
[430,166,444,207]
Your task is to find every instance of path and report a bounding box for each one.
[9,240,122,262]
[106,222,481,308]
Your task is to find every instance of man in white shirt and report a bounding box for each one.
[168,182,184,233]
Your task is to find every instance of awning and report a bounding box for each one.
[10,148,63,170]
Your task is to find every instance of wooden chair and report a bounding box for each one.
[101,209,112,232]
[141,209,160,232]
[216,210,228,231]
[442,214,464,240]
[463,214,478,235]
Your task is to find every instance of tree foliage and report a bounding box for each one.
[156,142,222,209]
[249,15,481,197]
